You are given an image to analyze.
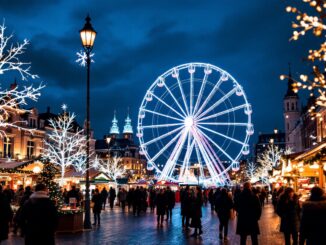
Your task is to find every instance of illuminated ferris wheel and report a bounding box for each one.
[137,63,253,185]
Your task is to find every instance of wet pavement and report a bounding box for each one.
[4,203,284,245]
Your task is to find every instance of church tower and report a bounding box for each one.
[283,65,301,149]
[109,111,120,139]
[123,112,133,140]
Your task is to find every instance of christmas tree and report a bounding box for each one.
[40,160,64,210]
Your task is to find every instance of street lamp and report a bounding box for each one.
[80,15,96,229]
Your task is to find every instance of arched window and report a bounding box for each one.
[291,103,294,111]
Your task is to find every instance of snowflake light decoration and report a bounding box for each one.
[76,50,95,67]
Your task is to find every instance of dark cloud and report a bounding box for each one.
[0,0,315,141]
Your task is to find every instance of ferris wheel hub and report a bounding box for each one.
[184,116,194,128]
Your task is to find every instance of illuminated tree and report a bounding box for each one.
[93,156,126,184]
[42,105,87,185]
[0,22,44,137]
[245,161,259,182]
[257,144,284,170]
[281,1,326,108]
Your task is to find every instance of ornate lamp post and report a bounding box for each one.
[79,15,96,229]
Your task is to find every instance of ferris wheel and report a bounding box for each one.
[137,63,253,186]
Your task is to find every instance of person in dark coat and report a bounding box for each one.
[100,187,108,210]
[127,188,134,211]
[92,188,102,226]
[165,187,175,221]
[215,188,234,240]
[20,183,58,245]
[0,185,13,242]
[180,186,191,229]
[3,185,14,204]
[155,189,167,227]
[149,189,156,212]
[299,187,326,245]
[208,189,215,211]
[190,186,203,237]
[13,186,33,235]
[276,187,300,245]
[109,187,116,210]
[235,182,261,245]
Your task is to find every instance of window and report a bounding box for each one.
[291,103,294,111]
[3,137,13,158]
[287,123,290,130]
[27,141,35,159]
[287,102,289,111]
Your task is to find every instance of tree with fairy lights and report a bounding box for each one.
[0,21,44,138]
[93,156,126,184]
[245,161,259,182]
[42,105,87,185]
[40,160,64,209]
[281,0,326,108]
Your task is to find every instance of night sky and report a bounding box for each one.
[0,0,314,145]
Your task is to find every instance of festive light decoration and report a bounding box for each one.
[137,63,253,185]
[282,1,326,107]
[76,50,94,67]
[0,22,44,138]
[245,161,259,182]
[42,106,87,185]
[93,156,126,184]
[257,145,292,170]
[40,161,64,210]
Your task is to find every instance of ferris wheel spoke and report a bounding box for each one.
[197,128,235,163]
[193,75,224,118]
[198,104,248,122]
[194,142,205,178]
[192,129,223,181]
[199,122,249,127]
[141,122,183,129]
[142,125,184,147]
[160,129,188,180]
[190,72,194,115]
[198,125,245,145]
[143,109,184,122]
[179,134,195,180]
[163,83,187,117]
[193,73,208,115]
[151,92,185,119]
[151,130,184,162]
[196,86,237,120]
[175,76,190,115]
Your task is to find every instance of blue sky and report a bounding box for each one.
[0,0,314,145]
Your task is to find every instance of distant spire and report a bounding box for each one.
[110,110,120,135]
[123,108,133,134]
[285,63,298,98]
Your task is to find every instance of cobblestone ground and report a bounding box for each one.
[4,203,283,245]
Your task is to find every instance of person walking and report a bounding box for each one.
[149,188,156,212]
[92,189,102,226]
[119,188,127,211]
[0,185,13,242]
[100,187,108,210]
[299,187,326,245]
[180,186,191,230]
[155,189,166,227]
[235,182,261,245]
[276,187,300,245]
[215,188,234,240]
[109,187,116,210]
[190,186,203,237]
[165,187,175,221]
[20,183,58,245]
[208,189,215,211]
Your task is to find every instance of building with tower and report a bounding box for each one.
[95,112,147,181]
[283,67,302,152]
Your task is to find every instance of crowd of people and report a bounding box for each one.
[1,182,326,245]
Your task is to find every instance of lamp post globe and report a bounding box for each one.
[80,14,96,230]
[80,15,96,52]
